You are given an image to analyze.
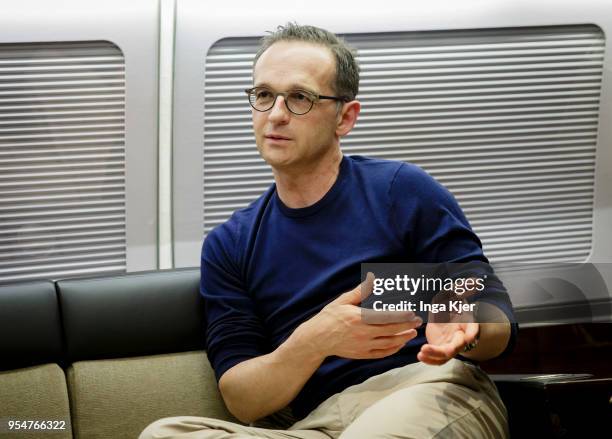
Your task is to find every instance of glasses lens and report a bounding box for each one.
[249,88,275,111]
[287,91,314,115]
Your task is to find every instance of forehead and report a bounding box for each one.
[253,41,335,92]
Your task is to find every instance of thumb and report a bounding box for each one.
[463,322,480,343]
[335,272,375,305]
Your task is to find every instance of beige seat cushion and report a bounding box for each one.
[0,363,72,439]
[67,350,237,439]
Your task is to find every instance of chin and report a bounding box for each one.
[258,147,296,168]
[263,155,296,170]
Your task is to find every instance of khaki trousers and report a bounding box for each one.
[139,359,509,439]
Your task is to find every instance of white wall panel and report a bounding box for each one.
[202,26,603,264]
[0,41,126,282]
[0,0,159,282]
[174,0,612,270]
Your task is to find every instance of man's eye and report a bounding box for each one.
[290,92,316,104]
[256,90,272,99]
[291,92,308,101]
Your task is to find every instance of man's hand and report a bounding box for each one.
[418,299,512,364]
[418,322,479,365]
[418,277,480,365]
[297,273,423,360]
[219,273,423,423]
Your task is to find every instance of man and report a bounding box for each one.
[141,23,517,438]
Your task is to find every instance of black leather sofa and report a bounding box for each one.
[1,268,609,438]
[0,268,234,439]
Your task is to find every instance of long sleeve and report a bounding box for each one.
[200,222,270,381]
[390,163,518,358]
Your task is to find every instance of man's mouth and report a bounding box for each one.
[265,134,291,141]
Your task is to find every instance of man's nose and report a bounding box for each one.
[268,95,290,123]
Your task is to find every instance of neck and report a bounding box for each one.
[273,148,343,209]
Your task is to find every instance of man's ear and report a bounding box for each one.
[336,100,361,137]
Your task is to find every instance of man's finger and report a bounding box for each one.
[420,342,454,360]
[361,308,418,324]
[463,322,479,343]
[418,344,449,361]
[417,351,450,365]
[359,271,375,302]
[371,318,422,335]
[423,330,465,358]
[335,272,374,305]
[371,330,417,350]
[368,345,404,359]
[449,329,467,355]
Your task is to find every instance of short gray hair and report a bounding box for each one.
[253,23,359,101]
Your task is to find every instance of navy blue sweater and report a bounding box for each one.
[200,155,517,419]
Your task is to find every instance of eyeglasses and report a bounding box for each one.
[245,87,348,115]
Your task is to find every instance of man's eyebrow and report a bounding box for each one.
[253,82,317,93]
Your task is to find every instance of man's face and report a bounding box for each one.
[251,41,341,171]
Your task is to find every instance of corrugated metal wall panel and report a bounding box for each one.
[0,41,126,283]
[204,25,603,263]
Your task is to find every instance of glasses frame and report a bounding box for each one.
[245,87,349,115]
